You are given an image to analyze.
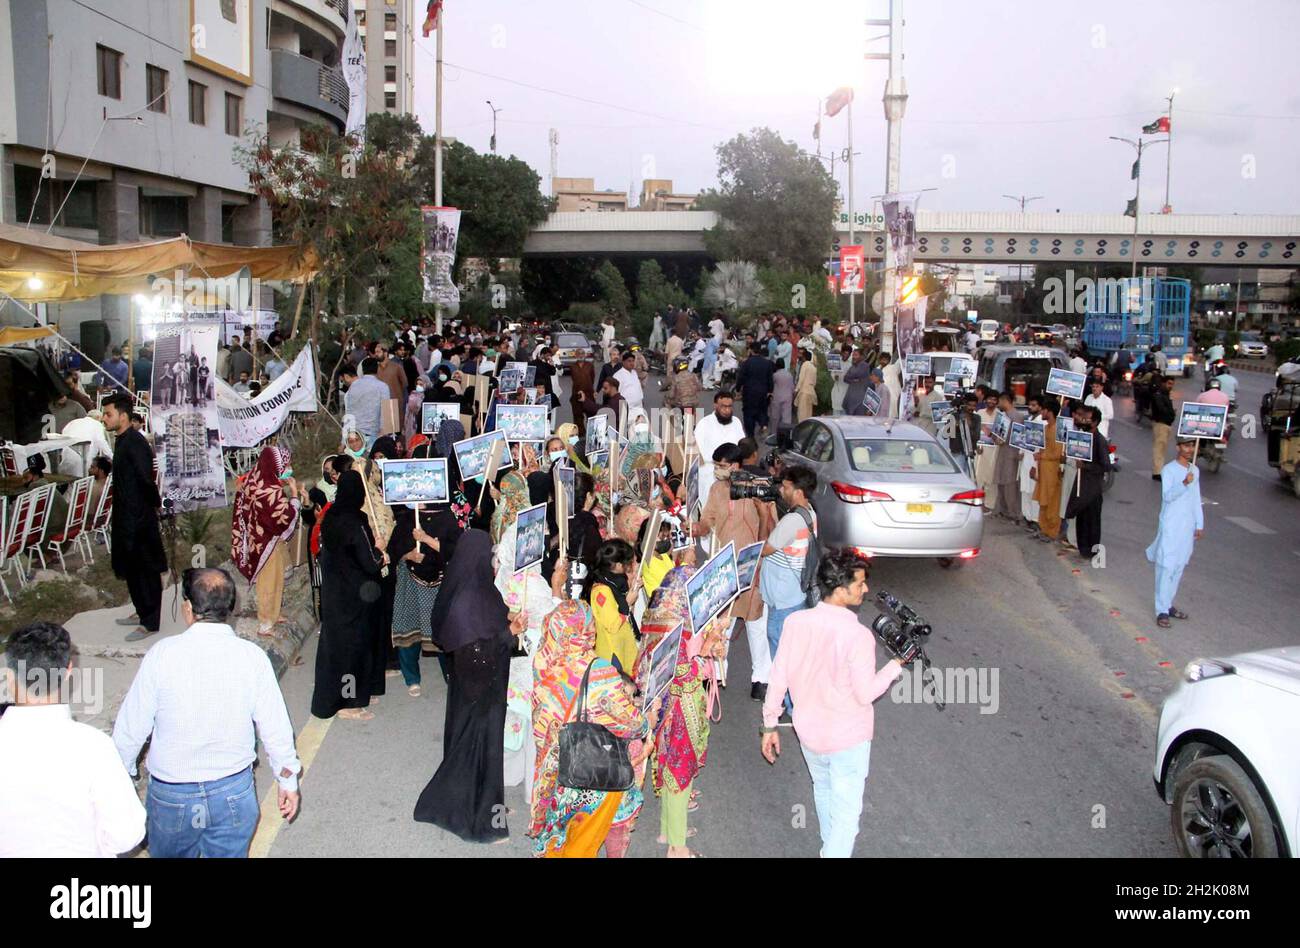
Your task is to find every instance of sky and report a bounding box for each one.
[410,0,1300,216]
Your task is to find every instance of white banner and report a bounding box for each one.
[342,5,367,140]
[216,347,317,447]
[150,323,227,512]
[421,205,461,308]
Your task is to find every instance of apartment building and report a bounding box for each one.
[352,0,414,116]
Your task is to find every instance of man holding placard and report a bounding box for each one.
[1146,437,1203,628]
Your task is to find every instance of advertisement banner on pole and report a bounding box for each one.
[150,322,226,513]
[421,205,461,308]
[882,192,921,269]
[839,245,864,295]
[216,347,318,447]
[342,4,367,140]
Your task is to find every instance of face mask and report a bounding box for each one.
[567,435,580,446]
[654,539,672,555]
[281,467,294,479]
[346,447,365,459]
[549,450,566,463]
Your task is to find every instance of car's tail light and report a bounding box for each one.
[948,489,984,506]
[831,482,892,504]
[958,548,980,559]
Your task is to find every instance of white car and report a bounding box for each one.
[1237,338,1269,358]
[1153,647,1300,858]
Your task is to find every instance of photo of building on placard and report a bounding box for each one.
[513,503,547,572]
[686,541,739,635]
[494,404,549,443]
[453,430,512,481]
[420,402,461,435]
[151,323,226,513]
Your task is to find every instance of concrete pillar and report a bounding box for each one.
[97,175,141,341]
[188,185,225,243]
[231,197,271,247]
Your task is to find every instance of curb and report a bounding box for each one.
[1224,358,1276,374]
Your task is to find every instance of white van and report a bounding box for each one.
[978,319,1000,343]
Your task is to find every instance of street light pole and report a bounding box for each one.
[867,0,907,355]
[847,97,855,327]
[1164,88,1177,213]
[1003,194,1043,310]
[434,11,445,335]
[486,99,501,153]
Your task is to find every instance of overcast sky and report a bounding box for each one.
[411,0,1300,216]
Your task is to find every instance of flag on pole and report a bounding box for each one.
[825,87,854,117]
[1142,116,1170,134]
[1131,158,1140,180]
[422,0,443,37]
[813,120,821,142]
[1124,197,1138,218]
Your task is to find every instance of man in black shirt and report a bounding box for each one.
[1149,374,1177,480]
[736,343,775,438]
[1065,405,1112,560]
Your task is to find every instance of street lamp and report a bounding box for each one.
[1003,194,1043,312]
[1163,87,1178,213]
[1110,134,1168,288]
[486,99,501,153]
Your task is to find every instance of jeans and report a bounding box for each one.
[799,738,872,858]
[146,765,259,858]
[398,643,421,686]
[766,602,803,715]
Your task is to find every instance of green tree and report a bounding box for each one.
[520,256,601,316]
[594,259,631,318]
[633,259,688,338]
[697,127,837,271]
[758,267,837,322]
[415,139,552,267]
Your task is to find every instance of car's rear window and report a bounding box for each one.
[846,439,957,474]
[555,334,588,349]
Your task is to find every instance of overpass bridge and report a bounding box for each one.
[523,210,1300,268]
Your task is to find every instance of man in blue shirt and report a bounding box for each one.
[759,464,819,719]
[342,357,387,448]
[132,344,153,392]
[98,347,129,391]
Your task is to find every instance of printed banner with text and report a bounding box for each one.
[150,323,227,513]
[882,192,921,270]
[216,346,318,447]
[421,205,461,309]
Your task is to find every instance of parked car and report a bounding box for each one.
[1153,647,1300,858]
[775,417,983,565]
[978,319,1001,342]
[552,331,593,373]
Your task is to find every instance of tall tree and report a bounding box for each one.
[594,259,631,317]
[697,127,837,271]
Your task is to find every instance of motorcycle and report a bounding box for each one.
[1103,443,1118,493]
[1197,406,1236,474]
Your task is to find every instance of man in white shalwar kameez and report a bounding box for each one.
[1146,437,1203,627]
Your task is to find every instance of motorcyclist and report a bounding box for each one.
[1213,363,1239,408]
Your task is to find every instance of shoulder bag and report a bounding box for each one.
[558,661,634,792]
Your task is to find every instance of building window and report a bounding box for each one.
[356,10,365,25]
[225,92,242,136]
[96,45,122,99]
[385,12,396,30]
[139,193,189,238]
[188,80,206,125]
[385,91,396,109]
[12,165,98,229]
[385,39,396,56]
[146,65,168,113]
[221,205,237,243]
[385,65,396,83]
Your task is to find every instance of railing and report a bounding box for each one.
[317,62,348,112]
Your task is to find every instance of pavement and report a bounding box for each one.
[55,361,1300,858]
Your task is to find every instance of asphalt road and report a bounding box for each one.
[248,363,1299,858]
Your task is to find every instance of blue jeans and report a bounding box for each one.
[766,602,803,715]
[398,643,421,686]
[799,738,872,858]
[146,766,259,858]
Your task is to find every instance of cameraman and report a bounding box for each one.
[760,549,904,858]
[759,464,819,719]
[694,443,776,700]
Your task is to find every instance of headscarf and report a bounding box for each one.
[428,528,510,652]
[407,433,430,457]
[433,419,466,462]
[555,422,592,474]
[515,442,541,478]
[490,470,531,545]
[231,445,298,581]
[319,469,373,552]
[613,503,651,546]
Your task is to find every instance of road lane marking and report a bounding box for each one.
[249,713,334,858]
[1223,515,1277,535]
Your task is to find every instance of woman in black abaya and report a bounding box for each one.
[311,470,389,721]
[413,528,522,842]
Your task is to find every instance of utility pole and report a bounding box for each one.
[548,128,558,195]
[486,99,501,153]
[433,6,445,335]
[1163,87,1178,213]
[847,97,856,327]
[1003,194,1043,309]
[1110,135,1167,300]
[867,0,907,354]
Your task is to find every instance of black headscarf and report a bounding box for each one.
[320,469,372,551]
[428,528,509,652]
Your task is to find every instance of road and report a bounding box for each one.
[246,363,1299,858]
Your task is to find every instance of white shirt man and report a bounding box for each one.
[812,320,834,347]
[965,329,979,353]
[612,358,645,413]
[692,394,745,522]
[601,321,616,362]
[1153,349,1169,375]
[59,413,113,477]
[709,316,725,342]
[1084,384,1114,438]
[0,623,146,857]
[1215,371,1239,402]
[1069,353,1088,376]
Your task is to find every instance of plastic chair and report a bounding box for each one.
[2,490,37,592]
[0,447,17,477]
[21,483,57,573]
[46,476,93,573]
[90,477,114,555]
[0,496,9,600]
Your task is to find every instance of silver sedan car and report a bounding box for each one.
[776,417,984,564]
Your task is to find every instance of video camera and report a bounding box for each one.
[729,470,779,503]
[869,591,945,709]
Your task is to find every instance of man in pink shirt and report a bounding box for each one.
[760,549,905,857]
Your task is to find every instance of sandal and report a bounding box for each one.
[408,684,422,697]
[1156,614,1172,628]
[1168,607,1189,620]
[657,827,699,844]
[338,708,375,721]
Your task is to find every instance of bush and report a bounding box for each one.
[561,302,607,327]
[1272,338,1300,364]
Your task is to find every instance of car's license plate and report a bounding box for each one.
[906,503,934,514]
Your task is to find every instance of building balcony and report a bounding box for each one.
[275,0,347,38]
[271,48,349,129]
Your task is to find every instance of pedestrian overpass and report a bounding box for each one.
[523,210,1300,267]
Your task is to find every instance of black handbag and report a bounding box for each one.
[557,661,634,792]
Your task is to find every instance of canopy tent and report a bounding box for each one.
[0,345,70,444]
[0,222,318,302]
[0,325,56,346]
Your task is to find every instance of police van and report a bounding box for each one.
[975,344,1071,406]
